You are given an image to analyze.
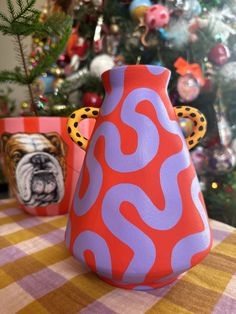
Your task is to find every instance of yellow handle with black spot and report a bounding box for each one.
[174,105,207,150]
[67,105,207,152]
[67,107,99,150]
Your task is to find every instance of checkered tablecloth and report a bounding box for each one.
[0,199,235,314]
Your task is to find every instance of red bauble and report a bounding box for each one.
[82,92,103,108]
[208,44,230,65]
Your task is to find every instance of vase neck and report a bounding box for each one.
[102,65,171,92]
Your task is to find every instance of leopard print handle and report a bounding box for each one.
[174,106,207,150]
[67,107,99,150]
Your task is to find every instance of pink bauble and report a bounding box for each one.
[177,74,200,102]
[144,4,170,29]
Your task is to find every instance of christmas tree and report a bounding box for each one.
[1,0,236,226]
[0,0,72,115]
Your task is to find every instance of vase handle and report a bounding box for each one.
[67,107,99,150]
[174,106,207,150]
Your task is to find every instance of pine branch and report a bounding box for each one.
[0,11,10,24]
[14,0,37,21]
[0,0,40,36]
[0,69,28,85]
[7,0,15,19]
[16,0,23,11]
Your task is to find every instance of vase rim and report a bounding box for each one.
[102,64,170,79]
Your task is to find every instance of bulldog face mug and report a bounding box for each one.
[66,65,212,290]
[0,116,94,216]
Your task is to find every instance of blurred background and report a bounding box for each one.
[0,0,236,226]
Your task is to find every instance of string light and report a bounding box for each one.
[211,182,218,189]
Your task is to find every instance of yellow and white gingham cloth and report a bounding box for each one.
[0,199,235,314]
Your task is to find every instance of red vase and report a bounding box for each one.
[66,65,212,290]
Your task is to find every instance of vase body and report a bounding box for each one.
[0,117,94,216]
[66,65,212,290]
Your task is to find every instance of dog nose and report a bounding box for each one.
[31,154,49,165]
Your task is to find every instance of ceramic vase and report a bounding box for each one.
[65,65,212,290]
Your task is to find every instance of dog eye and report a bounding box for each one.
[43,148,56,156]
[12,152,22,161]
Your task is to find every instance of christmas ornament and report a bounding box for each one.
[191,146,208,174]
[208,44,230,66]
[178,117,194,137]
[213,90,233,147]
[220,62,236,84]
[207,146,235,174]
[93,16,104,54]
[129,0,151,21]
[51,104,67,113]
[175,57,205,102]
[56,54,70,68]
[20,101,31,115]
[83,92,103,108]
[144,4,170,30]
[90,54,115,77]
[177,74,201,102]
[216,112,233,147]
[34,95,49,112]
[32,75,55,96]
[174,57,205,86]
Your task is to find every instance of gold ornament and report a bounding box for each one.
[110,23,120,34]
[51,104,67,113]
[20,101,30,110]
[131,6,149,21]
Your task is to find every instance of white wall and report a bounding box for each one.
[0,0,44,106]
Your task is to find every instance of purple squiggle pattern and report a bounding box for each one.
[102,184,156,283]
[171,176,211,271]
[146,65,166,75]
[100,66,126,116]
[73,231,113,279]
[74,88,189,216]
[155,176,211,283]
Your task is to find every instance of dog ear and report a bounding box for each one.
[0,133,12,153]
[44,132,67,156]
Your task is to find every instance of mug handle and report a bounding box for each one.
[174,105,207,150]
[67,107,99,150]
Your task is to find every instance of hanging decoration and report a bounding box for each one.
[213,90,233,147]
[208,43,230,66]
[93,15,104,53]
[174,57,205,102]
[207,146,235,174]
